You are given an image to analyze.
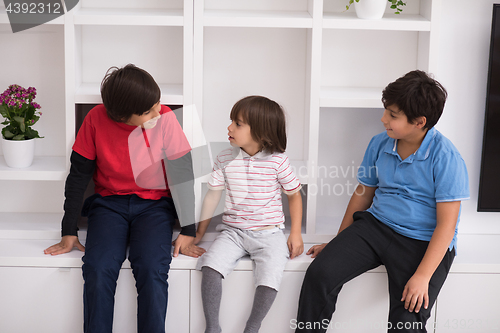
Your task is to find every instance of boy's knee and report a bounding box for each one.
[82,251,123,275]
[130,255,172,284]
[202,266,224,279]
[304,256,331,283]
[82,260,122,287]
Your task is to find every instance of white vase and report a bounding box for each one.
[354,0,387,19]
[1,138,36,168]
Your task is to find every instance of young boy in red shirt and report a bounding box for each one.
[45,64,204,333]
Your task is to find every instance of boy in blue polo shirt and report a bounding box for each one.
[295,70,469,333]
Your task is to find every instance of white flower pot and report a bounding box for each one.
[354,0,387,19]
[1,137,35,168]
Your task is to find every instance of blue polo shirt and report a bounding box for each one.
[357,127,469,251]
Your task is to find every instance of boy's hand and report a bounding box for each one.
[44,235,85,256]
[172,234,206,258]
[287,232,304,259]
[401,273,430,313]
[306,243,327,259]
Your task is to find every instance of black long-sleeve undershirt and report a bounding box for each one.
[61,151,95,237]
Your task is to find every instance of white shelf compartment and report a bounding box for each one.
[323,12,431,31]
[0,23,67,166]
[75,24,184,105]
[320,86,385,108]
[200,27,309,167]
[73,8,184,26]
[0,156,67,181]
[203,10,313,28]
[75,83,183,105]
[320,29,421,106]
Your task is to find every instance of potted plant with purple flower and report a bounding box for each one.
[0,84,43,168]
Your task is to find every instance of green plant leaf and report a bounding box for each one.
[0,104,8,118]
[20,121,26,132]
[13,116,24,124]
[25,105,35,119]
[25,128,42,139]
[2,129,14,139]
[31,116,40,126]
[13,134,25,140]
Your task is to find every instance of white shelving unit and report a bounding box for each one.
[0,0,442,243]
[12,2,498,333]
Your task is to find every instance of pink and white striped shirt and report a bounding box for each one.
[208,147,302,230]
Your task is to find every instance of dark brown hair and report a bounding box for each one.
[382,70,447,129]
[230,96,287,153]
[100,64,161,122]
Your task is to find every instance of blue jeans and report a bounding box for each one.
[82,194,176,333]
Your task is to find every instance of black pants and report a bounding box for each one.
[296,211,455,333]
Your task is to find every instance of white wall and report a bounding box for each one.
[436,0,500,234]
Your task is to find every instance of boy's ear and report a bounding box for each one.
[414,116,427,129]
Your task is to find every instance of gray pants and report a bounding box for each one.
[196,224,290,291]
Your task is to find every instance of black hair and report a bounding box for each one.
[100,64,161,122]
[230,96,287,153]
[382,70,447,129]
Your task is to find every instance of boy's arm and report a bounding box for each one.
[44,151,93,255]
[167,152,207,258]
[337,184,377,234]
[286,191,303,259]
[194,189,223,244]
[307,184,376,258]
[401,201,460,314]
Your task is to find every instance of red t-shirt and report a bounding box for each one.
[73,104,191,200]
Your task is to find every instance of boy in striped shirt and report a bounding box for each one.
[195,96,304,333]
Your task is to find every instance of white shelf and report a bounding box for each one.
[75,83,183,105]
[323,12,431,31]
[320,86,385,108]
[0,239,85,268]
[0,156,67,181]
[0,237,316,270]
[2,234,500,273]
[74,8,184,26]
[0,213,64,239]
[203,9,313,28]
